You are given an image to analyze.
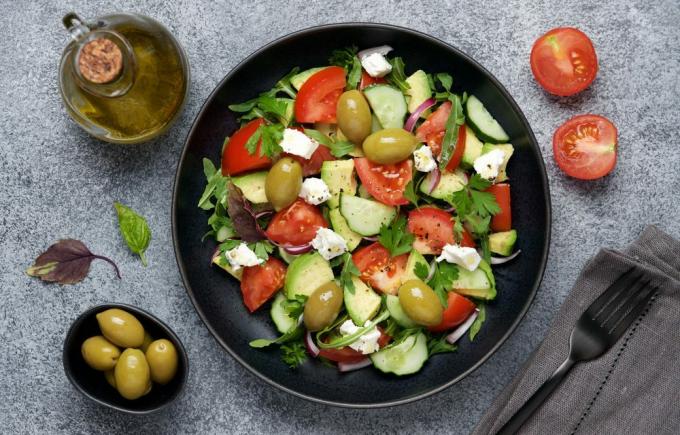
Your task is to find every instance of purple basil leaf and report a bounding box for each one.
[226,182,265,242]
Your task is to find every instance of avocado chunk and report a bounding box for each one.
[344,277,382,325]
[401,250,428,283]
[290,67,326,90]
[481,143,514,182]
[386,295,417,328]
[284,252,334,299]
[451,260,496,300]
[461,125,484,168]
[212,253,243,281]
[489,230,517,256]
[404,70,432,115]
[231,171,268,204]
[420,168,467,200]
[320,160,357,208]
[329,208,362,251]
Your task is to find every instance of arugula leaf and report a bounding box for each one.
[438,94,465,170]
[249,326,302,348]
[414,262,430,281]
[244,124,284,160]
[282,295,308,320]
[427,335,457,356]
[303,128,332,146]
[329,46,361,90]
[436,73,453,92]
[427,262,459,307]
[229,67,299,123]
[403,179,419,207]
[469,304,486,341]
[26,239,121,284]
[268,67,300,99]
[198,158,229,210]
[304,128,355,158]
[114,202,151,267]
[386,57,410,92]
[280,340,307,369]
[378,215,414,257]
[338,252,360,295]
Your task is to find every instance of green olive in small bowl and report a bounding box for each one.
[63,303,188,414]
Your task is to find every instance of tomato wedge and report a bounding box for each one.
[359,70,387,90]
[352,242,408,295]
[354,158,412,206]
[487,184,512,231]
[240,257,286,312]
[222,118,271,175]
[553,114,618,180]
[265,199,328,246]
[294,66,346,123]
[429,292,476,333]
[318,328,391,362]
[408,207,475,255]
[415,102,465,171]
[288,144,335,176]
[530,27,598,96]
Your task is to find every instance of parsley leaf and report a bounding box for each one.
[469,304,486,341]
[427,262,459,307]
[378,215,414,257]
[468,173,492,190]
[470,190,501,217]
[282,295,308,320]
[280,340,307,369]
[414,262,430,281]
[329,46,361,90]
[386,57,410,92]
[219,240,274,262]
[245,123,284,159]
[338,252,360,295]
[448,173,500,249]
[438,94,465,170]
[427,335,457,356]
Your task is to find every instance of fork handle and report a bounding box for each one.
[497,357,576,435]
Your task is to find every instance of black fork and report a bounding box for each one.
[497,268,658,435]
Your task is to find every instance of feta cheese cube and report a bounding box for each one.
[339,320,382,355]
[311,227,347,260]
[413,145,437,172]
[473,149,506,181]
[225,243,264,271]
[436,243,481,271]
[280,128,319,159]
[361,53,393,78]
[299,177,331,205]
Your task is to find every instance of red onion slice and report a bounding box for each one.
[283,244,313,255]
[210,248,220,265]
[426,167,442,194]
[254,210,273,219]
[404,98,436,132]
[445,309,479,344]
[338,358,372,372]
[490,250,522,265]
[305,331,320,357]
[357,45,393,60]
[363,235,379,242]
[442,206,455,213]
[426,260,437,282]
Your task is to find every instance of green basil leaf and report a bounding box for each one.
[114,202,152,267]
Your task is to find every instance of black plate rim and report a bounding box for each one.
[171,22,552,409]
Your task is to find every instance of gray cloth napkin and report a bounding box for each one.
[473,226,680,435]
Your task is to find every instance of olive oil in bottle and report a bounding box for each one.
[59,12,190,144]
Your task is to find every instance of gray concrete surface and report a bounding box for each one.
[1,0,679,433]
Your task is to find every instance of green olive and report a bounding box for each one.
[81,335,120,371]
[104,370,116,388]
[139,332,153,352]
[114,348,151,400]
[265,157,302,211]
[303,281,343,331]
[398,279,443,326]
[145,339,179,385]
[362,128,419,164]
[336,90,372,145]
[96,309,145,348]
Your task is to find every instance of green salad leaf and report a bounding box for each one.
[378,215,414,257]
[427,335,457,356]
[329,46,361,90]
[386,57,410,92]
[280,340,307,369]
[304,128,355,158]
[282,295,308,320]
[338,252,360,295]
[114,202,151,267]
[469,304,486,341]
[438,94,465,170]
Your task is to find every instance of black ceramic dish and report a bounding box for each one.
[172,23,551,408]
[63,303,188,414]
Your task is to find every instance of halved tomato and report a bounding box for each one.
[222,118,272,175]
[415,102,465,171]
[318,328,391,362]
[553,114,618,180]
[352,242,408,295]
[265,199,328,246]
[295,66,346,123]
[240,257,286,312]
[288,144,335,176]
[530,27,598,96]
[408,207,475,255]
[487,183,512,231]
[429,292,476,333]
[354,158,412,206]
[359,70,387,90]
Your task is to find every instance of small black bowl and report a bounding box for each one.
[63,303,189,414]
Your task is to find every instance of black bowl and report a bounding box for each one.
[63,303,189,414]
[172,23,551,407]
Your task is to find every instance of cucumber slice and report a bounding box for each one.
[270,292,297,334]
[363,85,408,129]
[465,95,509,144]
[451,260,497,300]
[339,194,397,236]
[370,332,428,376]
[386,295,417,328]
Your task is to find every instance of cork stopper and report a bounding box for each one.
[77,38,123,84]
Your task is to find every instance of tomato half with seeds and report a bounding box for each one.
[354,158,412,206]
[294,66,346,123]
[222,118,271,175]
[553,114,618,180]
[428,292,476,333]
[240,257,286,312]
[265,199,328,246]
[352,242,408,295]
[530,27,598,96]
[415,101,466,171]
